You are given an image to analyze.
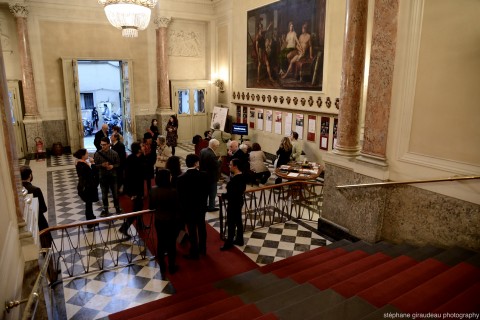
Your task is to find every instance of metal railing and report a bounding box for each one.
[336,175,480,190]
[38,210,155,286]
[5,249,52,319]
[218,181,324,239]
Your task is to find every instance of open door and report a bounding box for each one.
[62,58,83,152]
[120,61,135,151]
[7,80,27,158]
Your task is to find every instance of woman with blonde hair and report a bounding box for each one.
[276,136,292,168]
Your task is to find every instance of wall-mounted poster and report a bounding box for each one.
[284,112,293,136]
[246,0,326,91]
[275,111,282,134]
[236,105,242,123]
[332,118,338,150]
[266,110,273,132]
[295,114,304,140]
[307,115,316,141]
[249,108,256,128]
[257,109,264,130]
[242,107,248,124]
[211,106,229,131]
[320,116,329,150]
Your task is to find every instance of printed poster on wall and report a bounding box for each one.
[236,105,242,123]
[249,108,255,128]
[266,110,273,132]
[307,115,316,141]
[242,107,248,124]
[275,111,282,134]
[332,118,338,150]
[284,112,293,136]
[257,109,264,130]
[295,114,304,140]
[320,116,330,150]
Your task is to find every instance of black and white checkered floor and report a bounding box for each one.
[42,143,329,319]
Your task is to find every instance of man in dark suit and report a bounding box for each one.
[111,133,126,193]
[20,165,53,249]
[177,154,209,259]
[94,123,109,151]
[220,158,247,251]
[199,138,221,212]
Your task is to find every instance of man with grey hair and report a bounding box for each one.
[229,140,249,175]
[211,122,231,175]
[200,138,221,212]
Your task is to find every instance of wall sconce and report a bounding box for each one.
[213,79,225,92]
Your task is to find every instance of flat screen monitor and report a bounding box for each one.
[231,123,248,136]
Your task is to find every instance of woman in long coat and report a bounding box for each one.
[165,115,178,156]
[74,148,99,227]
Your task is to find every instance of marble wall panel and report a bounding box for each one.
[383,186,480,251]
[322,163,480,250]
[322,163,387,243]
[42,120,68,150]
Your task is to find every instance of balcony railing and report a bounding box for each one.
[39,181,324,284]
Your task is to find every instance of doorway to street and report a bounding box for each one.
[78,60,123,152]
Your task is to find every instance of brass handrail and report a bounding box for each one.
[5,248,52,318]
[336,175,480,189]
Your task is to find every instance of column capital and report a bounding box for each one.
[9,2,29,18]
[154,16,171,29]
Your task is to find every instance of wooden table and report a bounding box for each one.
[274,162,323,181]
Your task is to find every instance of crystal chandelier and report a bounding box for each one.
[98,0,158,38]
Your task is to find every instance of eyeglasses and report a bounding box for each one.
[100,143,108,146]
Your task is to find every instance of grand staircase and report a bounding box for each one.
[110,240,480,320]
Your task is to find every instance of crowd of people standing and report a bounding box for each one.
[70,118,302,275]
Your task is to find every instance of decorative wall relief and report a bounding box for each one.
[300,97,306,106]
[262,95,266,102]
[246,92,250,100]
[326,97,331,108]
[237,92,241,99]
[168,29,203,57]
[256,94,260,101]
[273,96,278,103]
[279,96,284,104]
[232,91,236,99]
[286,96,291,105]
[241,92,245,100]
[335,97,340,109]
[316,97,322,108]
[308,96,314,107]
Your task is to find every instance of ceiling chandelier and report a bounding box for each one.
[98,0,158,38]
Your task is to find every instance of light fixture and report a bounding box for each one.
[98,0,158,38]
[213,79,225,92]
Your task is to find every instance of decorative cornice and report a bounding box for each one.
[9,3,28,18]
[154,16,171,28]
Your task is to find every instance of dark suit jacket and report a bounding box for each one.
[231,149,250,173]
[94,129,108,151]
[22,181,49,231]
[112,141,126,166]
[199,147,220,184]
[177,169,208,221]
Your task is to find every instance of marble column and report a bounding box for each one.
[359,0,399,166]
[334,0,369,157]
[154,16,171,112]
[9,3,39,118]
[0,37,24,223]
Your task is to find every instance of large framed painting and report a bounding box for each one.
[247,0,326,91]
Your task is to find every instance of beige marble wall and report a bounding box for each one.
[322,163,480,250]
[42,120,68,149]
